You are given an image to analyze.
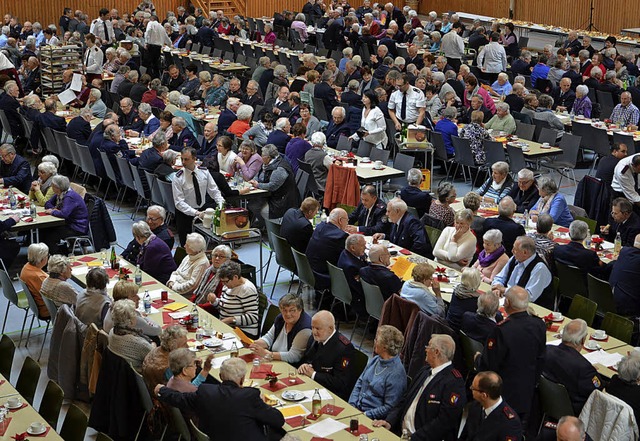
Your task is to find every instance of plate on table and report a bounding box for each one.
[281,390,305,401]
[203,337,223,348]
[592,333,608,341]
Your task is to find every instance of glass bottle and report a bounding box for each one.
[143,290,151,314]
[230,341,239,357]
[312,388,322,417]
[134,264,142,286]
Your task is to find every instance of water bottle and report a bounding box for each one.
[191,304,199,329]
[134,264,142,286]
[195,325,205,343]
[8,188,16,209]
[252,357,261,375]
[614,232,622,258]
[523,209,529,228]
[320,211,328,223]
[143,290,151,314]
[313,211,321,226]
[30,203,37,220]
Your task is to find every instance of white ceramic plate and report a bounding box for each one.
[27,426,47,435]
[281,390,305,401]
[203,337,223,348]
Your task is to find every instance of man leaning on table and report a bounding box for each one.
[155,358,285,441]
[611,153,640,210]
[298,310,356,400]
[372,334,466,441]
[172,146,225,246]
[0,143,31,193]
[345,185,388,236]
[373,198,433,259]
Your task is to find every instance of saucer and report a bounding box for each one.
[551,316,564,322]
[592,333,608,341]
[584,341,600,350]
[6,400,23,409]
[27,426,46,435]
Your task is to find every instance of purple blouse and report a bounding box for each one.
[235,153,262,180]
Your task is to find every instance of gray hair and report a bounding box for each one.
[258,56,271,67]
[261,144,279,159]
[442,106,457,119]
[617,351,640,383]
[455,208,474,224]
[38,161,57,176]
[345,233,365,251]
[505,285,529,310]
[27,243,49,265]
[331,106,345,117]
[561,318,588,346]
[498,196,516,217]
[172,116,187,129]
[51,175,70,192]
[275,117,289,130]
[178,94,190,107]
[471,94,485,105]
[213,244,232,258]
[220,358,247,383]
[278,293,304,311]
[80,108,93,120]
[47,254,70,274]
[483,229,503,245]
[407,168,423,186]
[576,84,589,96]
[368,244,387,264]
[160,325,188,351]
[236,104,253,121]
[167,90,181,105]
[162,149,179,165]
[310,132,326,147]
[169,348,195,376]
[557,417,586,440]
[147,205,167,221]
[477,292,499,318]
[274,65,288,78]
[226,97,240,110]
[132,221,152,239]
[111,299,137,327]
[104,124,120,141]
[460,267,481,291]
[430,334,456,361]
[517,168,534,180]
[152,130,167,148]
[578,49,590,59]
[437,182,455,201]
[376,325,404,356]
[569,220,589,241]
[89,88,101,100]
[185,233,206,253]
[387,197,408,214]
[198,70,211,82]
[515,236,536,255]
[538,176,559,194]
[431,71,445,84]
[605,70,617,81]
[495,101,510,112]
[138,102,152,116]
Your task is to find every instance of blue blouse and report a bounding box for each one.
[533,192,574,228]
[348,355,407,419]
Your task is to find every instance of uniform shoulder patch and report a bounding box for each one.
[503,405,516,420]
[487,338,496,349]
[338,334,351,345]
[449,392,460,405]
[622,165,630,174]
[451,368,462,378]
[175,169,184,177]
[341,357,350,368]
[592,375,601,388]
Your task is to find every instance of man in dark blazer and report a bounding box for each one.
[306,207,349,289]
[337,234,368,313]
[324,107,351,148]
[359,244,403,300]
[298,311,355,399]
[508,169,538,213]
[344,61,363,87]
[0,144,31,193]
[118,98,144,132]
[314,71,341,120]
[400,169,433,218]
[280,198,319,252]
[476,286,546,425]
[259,86,291,120]
[461,293,502,344]
[37,97,67,132]
[161,65,185,92]
[551,78,576,112]
[554,219,605,275]
[602,197,640,247]
[542,319,601,415]
[374,198,433,259]
[481,197,525,256]
[217,100,239,135]
[242,80,264,108]
[66,110,93,145]
[322,10,344,52]
[195,19,215,48]
[196,122,217,160]
[169,117,199,151]
[347,185,388,236]
[373,334,466,440]
[405,46,424,71]
[459,371,522,441]
[0,81,24,140]
[155,358,285,441]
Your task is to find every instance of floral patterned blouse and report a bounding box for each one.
[460,122,491,164]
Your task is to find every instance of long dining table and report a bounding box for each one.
[69,252,402,441]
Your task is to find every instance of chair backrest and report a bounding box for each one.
[157,179,176,215]
[168,406,191,441]
[538,127,559,146]
[351,347,369,383]
[190,419,210,441]
[297,159,321,195]
[20,279,47,321]
[59,403,88,441]
[99,150,119,185]
[601,312,634,344]
[556,261,588,301]
[568,204,588,219]
[0,269,21,307]
[42,295,59,323]
[143,170,164,206]
[356,140,373,157]
[129,162,148,199]
[116,156,137,191]
[586,125,612,157]
[515,122,535,140]
[0,334,15,379]
[575,215,596,235]
[596,89,615,108]
[174,246,187,267]
[482,139,507,167]
[361,279,385,320]
[272,233,298,275]
[369,147,390,164]
[295,169,309,200]
[261,304,280,336]
[451,136,475,168]
[264,218,282,251]
[312,97,328,121]
[539,375,575,420]
[459,331,484,373]
[77,143,98,176]
[16,356,41,405]
[587,273,616,317]
[327,262,352,306]
[291,246,314,288]
[612,131,636,155]
[424,225,443,248]
[336,134,351,151]
[567,294,597,327]
[555,133,581,167]
[39,379,64,429]
[96,432,114,441]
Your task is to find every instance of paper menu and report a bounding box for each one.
[582,349,623,367]
[391,256,415,280]
[303,418,348,437]
[57,89,77,105]
[70,73,83,91]
[279,404,308,418]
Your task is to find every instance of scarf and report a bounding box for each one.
[539,193,556,214]
[477,245,506,267]
[39,175,53,196]
[55,189,68,210]
[454,283,480,300]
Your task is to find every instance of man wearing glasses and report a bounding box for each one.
[122,205,174,262]
[0,143,31,193]
[507,168,539,214]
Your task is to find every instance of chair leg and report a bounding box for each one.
[18,309,29,343]
[1,303,8,333]
[37,321,50,362]
[24,314,35,347]
[270,266,282,299]
[349,315,360,341]
[359,317,370,348]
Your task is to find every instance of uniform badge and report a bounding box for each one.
[592,375,601,388]
[503,406,515,420]
[341,357,350,368]
[429,394,436,399]
[487,338,495,349]
[449,393,460,405]
[506,436,517,441]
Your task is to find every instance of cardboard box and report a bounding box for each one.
[216,208,250,238]
[407,125,428,145]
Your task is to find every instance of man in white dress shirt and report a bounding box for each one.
[388,73,426,131]
[172,146,225,246]
[144,15,172,78]
[89,8,114,49]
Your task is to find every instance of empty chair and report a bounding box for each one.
[360,279,385,346]
[567,294,597,327]
[384,152,415,191]
[59,403,88,441]
[0,334,15,379]
[1,269,29,341]
[356,140,373,157]
[538,127,559,146]
[505,144,527,176]
[483,139,507,167]
[38,379,64,429]
[515,122,535,140]
[369,148,390,164]
[541,133,581,186]
[451,136,480,187]
[269,233,297,298]
[15,356,40,405]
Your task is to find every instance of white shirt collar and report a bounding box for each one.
[484,397,503,417]
[319,329,336,345]
[430,360,452,377]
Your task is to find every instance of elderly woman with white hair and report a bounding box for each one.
[477,161,514,202]
[472,229,509,283]
[173,95,199,135]
[133,221,177,285]
[433,209,477,271]
[191,244,233,308]
[203,73,227,107]
[29,161,57,206]
[85,88,107,118]
[304,131,334,190]
[20,243,50,318]
[412,28,429,49]
[445,267,483,330]
[530,176,574,228]
[108,299,155,371]
[227,104,253,138]
[41,254,77,307]
[606,350,640,423]
[233,140,262,180]
[572,85,592,118]
[167,233,209,296]
[102,46,121,73]
[42,175,89,253]
[103,280,161,337]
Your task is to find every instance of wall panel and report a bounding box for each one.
[417,0,510,21]
[246,0,308,18]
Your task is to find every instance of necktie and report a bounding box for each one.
[103,21,109,43]
[365,207,372,227]
[192,170,202,206]
[85,48,90,66]
[400,91,407,120]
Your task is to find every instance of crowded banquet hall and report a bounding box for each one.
[2,0,640,440]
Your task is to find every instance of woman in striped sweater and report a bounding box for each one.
[212,261,260,338]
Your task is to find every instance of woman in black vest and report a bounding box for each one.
[249,293,312,365]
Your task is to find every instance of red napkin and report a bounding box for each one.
[556,227,570,233]
[77,256,97,262]
[590,335,609,342]
[105,268,117,278]
[259,381,287,392]
[399,249,411,255]
[36,212,51,217]
[239,353,257,363]
[286,416,309,428]
[9,402,27,412]
[0,418,10,436]
[162,312,180,325]
[320,404,344,416]
[307,413,321,421]
[310,438,333,441]
[28,427,51,437]
[151,299,175,309]
[344,424,373,435]
[547,324,560,332]
[284,376,305,386]
[433,275,450,283]
[553,238,570,244]
[70,261,83,267]
[141,281,156,286]
[0,379,5,386]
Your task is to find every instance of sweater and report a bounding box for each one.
[20,263,49,317]
[168,251,210,295]
[433,227,476,271]
[40,276,78,307]
[400,280,445,317]
[138,235,177,285]
[108,330,154,372]
[76,288,111,328]
[215,279,259,337]
[44,189,89,234]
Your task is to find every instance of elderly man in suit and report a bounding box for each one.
[461,292,502,344]
[373,198,432,258]
[400,168,432,218]
[66,108,93,145]
[551,77,576,112]
[372,334,466,439]
[306,207,350,289]
[280,197,320,253]
[0,144,32,193]
[314,70,341,120]
[346,185,388,236]
[337,234,368,314]
[155,358,285,441]
[481,196,525,257]
[359,244,402,300]
[169,116,199,151]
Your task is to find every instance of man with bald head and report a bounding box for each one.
[298,311,355,399]
[476,286,546,426]
[373,334,465,439]
[556,416,587,441]
[359,244,402,300]
[551,77,576,112]
[306,207,350,289]
[197,121,218,160]
[543,318,600,415]
[338,234,368,313]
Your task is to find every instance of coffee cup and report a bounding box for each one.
[374,160,383,169]
[29,422,45,433]
[511,136,519,141]
[552,312,562,320]
[542,142,550,147]
[594,330,606,339]
[7,397,20,407]
[362,157,370,162]
[379,239,389,247]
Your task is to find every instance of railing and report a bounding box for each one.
[192,0,246,17]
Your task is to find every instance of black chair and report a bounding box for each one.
[431,131,454,181]
[505,143,527,175]
[515,121,535,140]
[612,131,636,155]
[541,133,581,186]
[482,139,507,167]
[451,136,480,188]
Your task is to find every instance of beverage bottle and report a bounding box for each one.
[320,211,328,223]
[8,188,16,209]
[195,325,205,343]
[30,202,37,220]
[134,264,142,286]
[523,209,529,228]
[313,211,321,226]
[110,246,117,270]
[312,388,322,417]
[143,290,151,314]
[191,304,199,329]
[230,341,239,357]
[614,232,622,257]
